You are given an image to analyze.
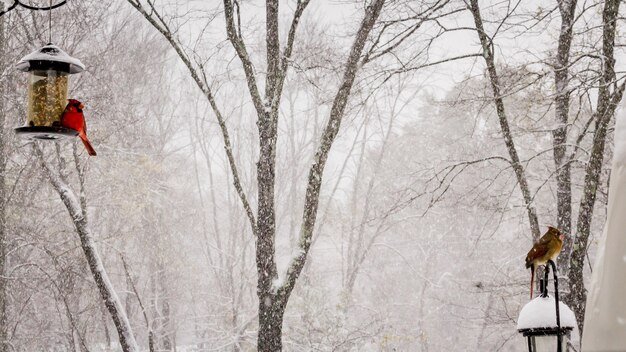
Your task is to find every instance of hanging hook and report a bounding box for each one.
[48,0,52,43]
[0,0,67,18]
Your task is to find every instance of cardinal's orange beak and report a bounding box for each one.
[78,103,85,110]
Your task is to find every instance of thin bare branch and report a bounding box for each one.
[126,0,258,236]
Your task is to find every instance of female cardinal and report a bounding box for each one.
[61,99,96,156]
[525,226,564,298]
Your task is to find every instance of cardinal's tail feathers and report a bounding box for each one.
[530,265,535,299]
[79,134,97,156]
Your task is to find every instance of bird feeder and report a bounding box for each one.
[14,43,84,139]
[517,261,576,352]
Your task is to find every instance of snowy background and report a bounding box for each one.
[0,0,623,351]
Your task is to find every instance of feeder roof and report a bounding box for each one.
[517,295,577,330]
[16,44,85,74]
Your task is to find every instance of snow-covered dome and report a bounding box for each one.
[517,295,576,330]
[15,44,85,74]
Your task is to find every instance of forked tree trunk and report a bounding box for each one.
[37,147,139,352]
[128,0,385,349]
[255,1,385,350]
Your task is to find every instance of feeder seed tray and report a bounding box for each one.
[14,126,78,140]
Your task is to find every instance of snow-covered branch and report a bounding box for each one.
[35,144,139,352]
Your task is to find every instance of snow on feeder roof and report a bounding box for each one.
[518,292,575,351]
[517,295,576,331]
[16,43,85,74]
[14,43,84,140]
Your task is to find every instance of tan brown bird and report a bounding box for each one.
[525,226,564,299]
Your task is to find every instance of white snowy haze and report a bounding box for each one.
[0,0,624,351]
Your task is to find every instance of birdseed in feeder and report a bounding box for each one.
[26,70,68,127]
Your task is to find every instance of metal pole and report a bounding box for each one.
[548,260,561,352]
[541,265,550,298]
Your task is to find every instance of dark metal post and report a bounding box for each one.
[542,265,550,297]
[547,260,561,352]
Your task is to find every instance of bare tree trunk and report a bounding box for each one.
[567,0,625,334]
[0,10,8,352]
[158,264,173,351]
[121,255,156,352]
[129,0,387,349]
[344,86,411,297]
[475,292,493,350]
[345,122,369,293]
[468,0,541,240]
[553,0,577,265]
[36,146,139,352]
[125,271,134,324]
[101,304,112,349]
[417,276,430,352]
[255,0,281,345]
[261,2,386,350]
[222,0,385,348]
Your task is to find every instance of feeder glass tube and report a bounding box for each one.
[27,69,68,127]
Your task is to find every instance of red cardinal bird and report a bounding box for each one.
[61,99,96,156]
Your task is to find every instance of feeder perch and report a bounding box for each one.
[14,43,84,140]
[517,260,576,352]
[518,294,575,351]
